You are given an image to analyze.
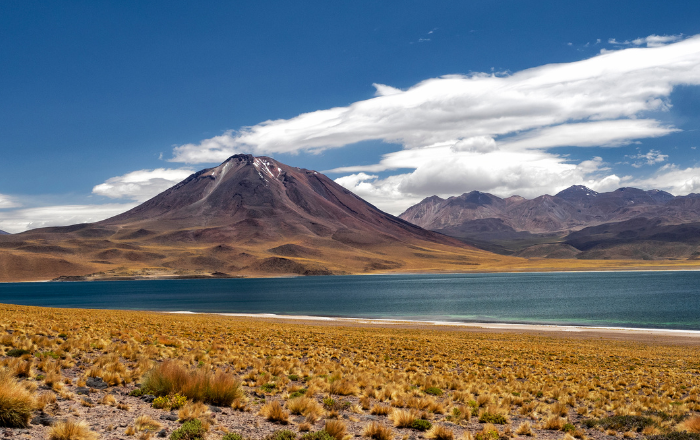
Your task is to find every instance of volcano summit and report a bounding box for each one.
[0,155,509,281]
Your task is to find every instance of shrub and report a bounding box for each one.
[49,419,99,440]
[223,434,244,440]
[261,383,277,393]
[288,375,300,381]
[363,422,394,440]
[152,393,187,410]
[583,415,655,432]
[300,431,334,440]
[289,389,307,399]
[264,431,297,440]
[6,348,30,358]
[479,412,507,425]
[424,387,443,396]
[647,433,700,440]
[170,419,206,440]
[410,419,432,431]
[0,369,35,428]
[475,424,499,440]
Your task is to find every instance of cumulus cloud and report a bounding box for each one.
[92,168,193,202]
[627,149,669,168]
[628,164,700,195]
[0,203,137,234]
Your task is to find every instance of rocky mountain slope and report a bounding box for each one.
[399,186,700,260]
[0,230,9,235]
[0,155,515,282]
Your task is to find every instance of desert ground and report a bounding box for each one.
[1,305,700,440]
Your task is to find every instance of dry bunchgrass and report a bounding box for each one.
[49,419,99,440]
[287,396,323,418]
[363,421,394,440]
[178,401,213,426]
[543,416,567,430]
[682,415,700,433]
[516,421,534,436]
[134,415,161,432]
[425,424,454,440]
[142,361,242,406]
[388,409,416,428]
[260,400,290,424]
[325,419,349,440]
[370,404,392,416]
[0,368,35,428]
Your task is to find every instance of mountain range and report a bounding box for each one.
[0,155,516,282]
[0,230,8,235]
[399,186,700,260]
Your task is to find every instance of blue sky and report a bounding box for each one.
[1,0,700,232]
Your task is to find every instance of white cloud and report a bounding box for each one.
[628,164,700,195]
[609,35,682,48]
[0,203,136,234]
[628,149,669,168]
[170,34,700,164]
[92,168,193,202]
[0,194,21,209]
[451,136,498,153]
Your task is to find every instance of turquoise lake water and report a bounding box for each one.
[1,271,699,330]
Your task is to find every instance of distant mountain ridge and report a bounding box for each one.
[0,230,9,235]
[399,186,700,260]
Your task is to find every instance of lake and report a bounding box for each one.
[1,271,699,330]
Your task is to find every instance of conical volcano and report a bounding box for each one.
[0,155,509,281]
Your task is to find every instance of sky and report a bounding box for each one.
[1,1,700,233]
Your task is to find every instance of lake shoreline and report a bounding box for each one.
[163,311,700,346]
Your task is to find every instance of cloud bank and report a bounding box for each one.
[165,34,700,214]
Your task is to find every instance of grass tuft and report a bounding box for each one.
[0,368,35,428]
[49,419,99,440]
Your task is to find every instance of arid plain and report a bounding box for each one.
[2,305,700,440]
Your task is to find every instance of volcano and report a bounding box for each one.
[0,155,510,281]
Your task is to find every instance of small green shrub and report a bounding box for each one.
[300,431,334,440]
[479,412,507,424]
[153,393,187,410]
[288,375,299,381]
[647,433,700,440]
[424,387,443,396]
[129,388,145,397]
[6,349,30,358]
[475,429,499,440]
[322,397,336,410]
[261,383,276,393]
[264,430,297,440]
[170,419,206,440]
[289,389,307,399]
[583,415,655,432]
[467,400,478,411]
[410,419,432,431]
[563,423,576,433]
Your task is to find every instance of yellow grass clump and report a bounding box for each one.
[49,419,99,440]
[0,368,35,428]
[260,400,290,424]
[363,421,394,440]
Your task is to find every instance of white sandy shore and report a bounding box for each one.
[165,311,700,339]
